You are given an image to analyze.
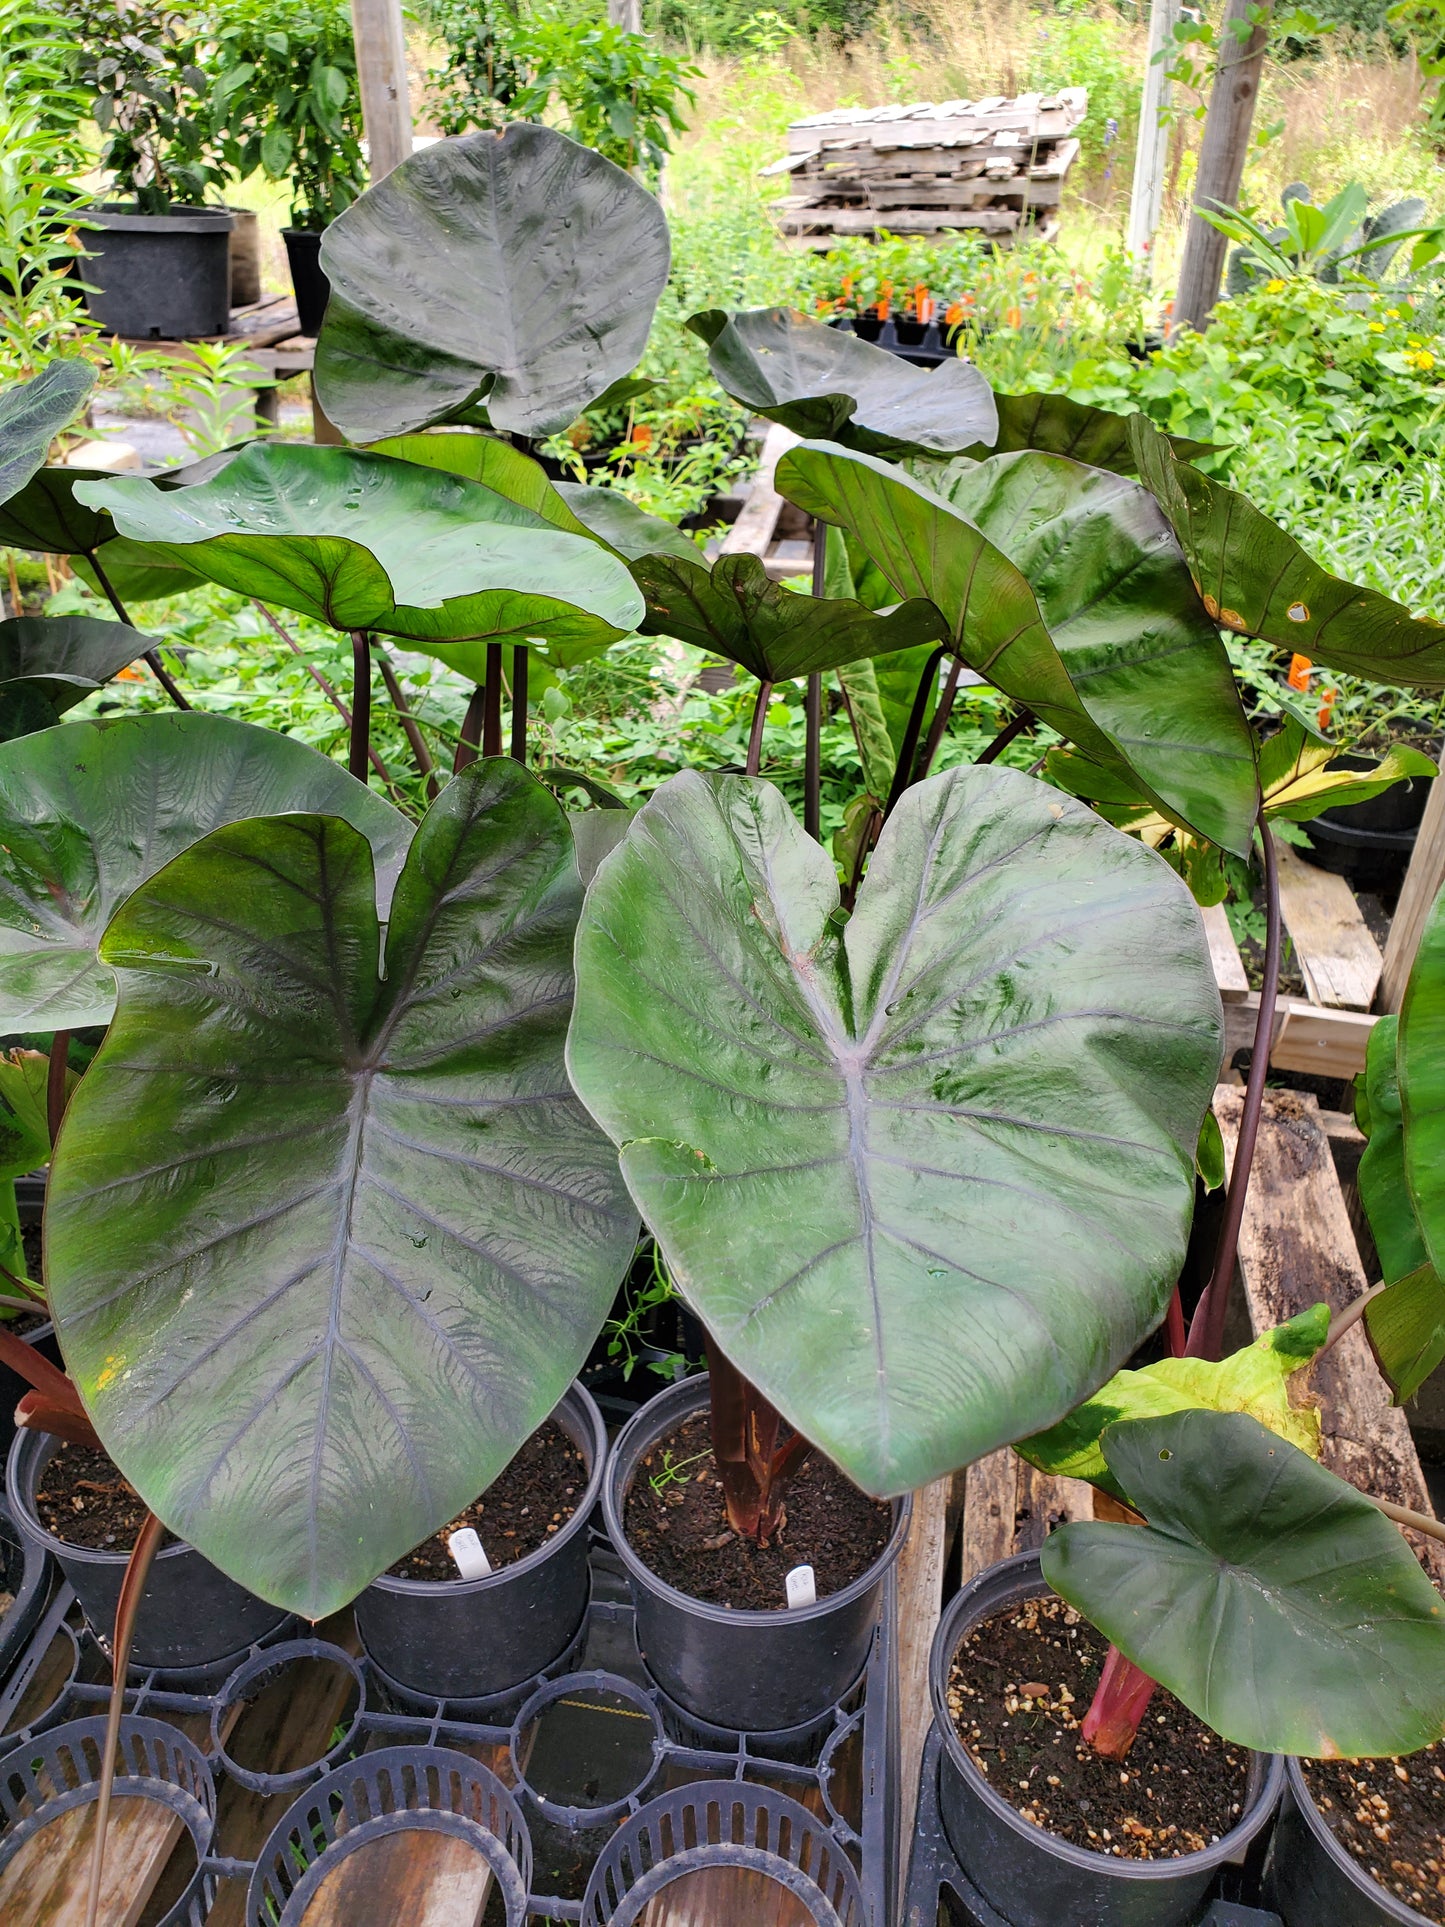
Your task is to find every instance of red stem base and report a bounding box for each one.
[1081,1643,1158,1760]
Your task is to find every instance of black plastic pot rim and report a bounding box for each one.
[930,1548,1286,1884]
[8,1428,197,1571]
[1306,817,1419,850]
[1282,1754,1429,1923]
[602,1373,913,1628]
[87,203,235,232]
[360,1382,607,1602]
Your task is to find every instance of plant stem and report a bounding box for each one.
[805,675,822,841]
[89,549,189,710]
[375,647,440,802]
[1324,1280,1388,1351]
[916,657,965,780]
[349,631,372,783]
[745,678,773,777]
[1186,819,1280,1362]
[511,646,529,764]
[705,1343,810,1543]
[1081,1644,1158,1760]
[47,1031,69,1146]
[883,644,948,821]
[84,1509,166,1927]
[974,705,1035,770]
[254,602,397,792]
[482,642,504,758]
[843,804,881,913]
[455,685,486,773]
[1371,1496,1445,1546]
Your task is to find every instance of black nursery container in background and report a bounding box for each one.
[7,1428,289,1673]
[928,1551,1285,1927]
[282,227,330,337]
[353,1383,606,1707]
[82,206,235,341]
[602,1374,911,1735]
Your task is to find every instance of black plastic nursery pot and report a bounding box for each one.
[226,206,261,307]
[353,1382,605,1705]
[282,226,331,336]
[1303,752,1433,894]
[930,1551,1285,1927]
[82,204,235,340]
[1265,1756,1435,1926]
[7,1428,289,1673]
[602,1373,911,1733]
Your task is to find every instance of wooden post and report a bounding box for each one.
[1171,0,1272,332]
[350,0,413,186]
[606,0,642,27]
[1127,0,1179,271]
[1381,768,1445,1010]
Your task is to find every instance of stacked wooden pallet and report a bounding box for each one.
[765,90,1088,250]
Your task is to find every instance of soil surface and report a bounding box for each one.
[386,1420,584,1581]
[36,1443,170,1551]
[950,1592,1251,1860]
[1304,1748,1445,1922]
[622,1412,892,1610]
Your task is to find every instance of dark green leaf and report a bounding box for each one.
[77,442,643,654]
[0,465,115,556]
[370,432,595,537]
[955,390,1216,474]
[1359,1015,1429,1283]
[567,765,1223,1494]
[1133,418,1445,686]
[0,712,410,1030]
[633,549,946,680]
[0,616,154,736]
[0,1048,53,1181]
[1043,1409,1445,1757]
[1400,885,1445,1277]
[554,483,701,563]
[922,451,1258,857]
[315,126,670,440]
[777,440,1254,852]
[47,762,637,1617]
[0,361,94,507]
[1367,1260,1445,1402]
[688,307,997,458]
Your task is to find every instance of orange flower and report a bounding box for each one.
[115,663,146,682]
[945,301,964,325]
[1005,305,1023,329]
[628,423,653,452]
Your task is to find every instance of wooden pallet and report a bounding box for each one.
[767,91,1087,250]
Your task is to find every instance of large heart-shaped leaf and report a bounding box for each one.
[0,360,94,506]
[922,451,1258,857]
[0,616,155,737]
[778,440,1253,852]
[1399,883,1445,1274]
[1019,1304,1329,1494]
[315,125,670,442]
[633,549,946,680]
[689,307,998,457]
[0,464,115,556]
[567,764,1223,1494]
[46,761,637,1617]
[0,712,410,1030]
[1132,418,1445,685]
[77,442,644,652]
[1042,1409,1445,1757]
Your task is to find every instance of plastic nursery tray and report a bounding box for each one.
[902,1729,1282,1927]
[0,1543,899,1927]
[827,316,953,368]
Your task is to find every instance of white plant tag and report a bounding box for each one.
[448,1527,492,1580]
[785,1564,817,1610]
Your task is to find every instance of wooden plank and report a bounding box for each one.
[0,1708,220,1927]
[298,1830,497,1927]
[895,1477,951,1904]
[1319,1105,1378,1281]
[1201,900,1249,999]
[1275,841,1383,1009]
[959,1450,1093,1584]
[1381,764,1445,1011]
[1213,1084,1445,1584]
[720,422,799,562]
[1222,991,1376,1079]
